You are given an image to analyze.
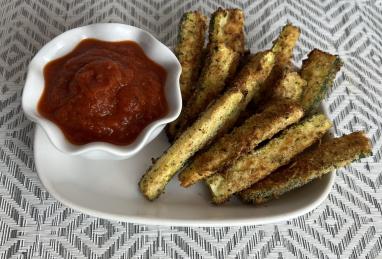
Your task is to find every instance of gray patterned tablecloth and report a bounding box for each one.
[1,0,382,258]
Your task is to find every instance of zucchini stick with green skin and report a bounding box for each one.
[179,99,304,187]
[239,131,372,204]
[300,49,342,113]
[175,11,207,104]
[206,114,332,204]
[167,9,245,141]
[139,51,275,201]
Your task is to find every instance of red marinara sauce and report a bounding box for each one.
[38,39,168,145]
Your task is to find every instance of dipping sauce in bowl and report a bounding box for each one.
[38,39,168,145]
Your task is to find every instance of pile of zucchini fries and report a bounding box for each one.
[139,8,372,204]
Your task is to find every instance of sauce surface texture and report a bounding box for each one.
[38,39,168,145]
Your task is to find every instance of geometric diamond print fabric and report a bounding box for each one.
[0,0,381,258]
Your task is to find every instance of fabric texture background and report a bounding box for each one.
[0,0,381,258]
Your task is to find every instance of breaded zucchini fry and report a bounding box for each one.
[170,44,241,139]
[175,11,207,103]
[239,132,372,204]
[139,51,275,200]
[300,49,342,113]
[179,99,304,187]
[208,8,245,53]
[205,114,332,204]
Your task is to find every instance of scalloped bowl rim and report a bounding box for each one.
[22,23,182,159]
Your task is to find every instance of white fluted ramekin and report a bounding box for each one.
[22,23,182,160]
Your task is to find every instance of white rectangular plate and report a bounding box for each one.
[34,115,335,227]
